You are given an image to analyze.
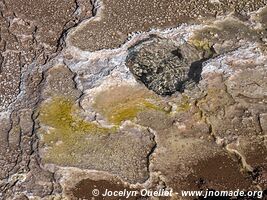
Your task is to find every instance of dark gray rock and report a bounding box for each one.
[125,36,204,96]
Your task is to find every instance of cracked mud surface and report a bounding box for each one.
[0,0,267,199]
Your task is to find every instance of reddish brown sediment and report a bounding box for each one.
[0,0,93,110]
[0,0,93,198]
[69,0,267,51]
[70,178,140,200]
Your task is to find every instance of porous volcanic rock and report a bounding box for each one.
[125,36,206,95]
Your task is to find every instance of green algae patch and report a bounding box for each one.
[175,95,191,112]
[189,38,214,58]
[93,86,167,125]
[190,17,262,54]
[39,97,110,133]
[189,39,212,51]
[38,97,115,165]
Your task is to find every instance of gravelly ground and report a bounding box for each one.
[0,0,266,199]
[68,0,267,51]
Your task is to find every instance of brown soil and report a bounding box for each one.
[70,178,140,200]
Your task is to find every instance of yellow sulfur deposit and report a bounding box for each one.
[38,97,115,164]
[93,86,167,125]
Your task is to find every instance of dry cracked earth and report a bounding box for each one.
[0,0,267,199]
